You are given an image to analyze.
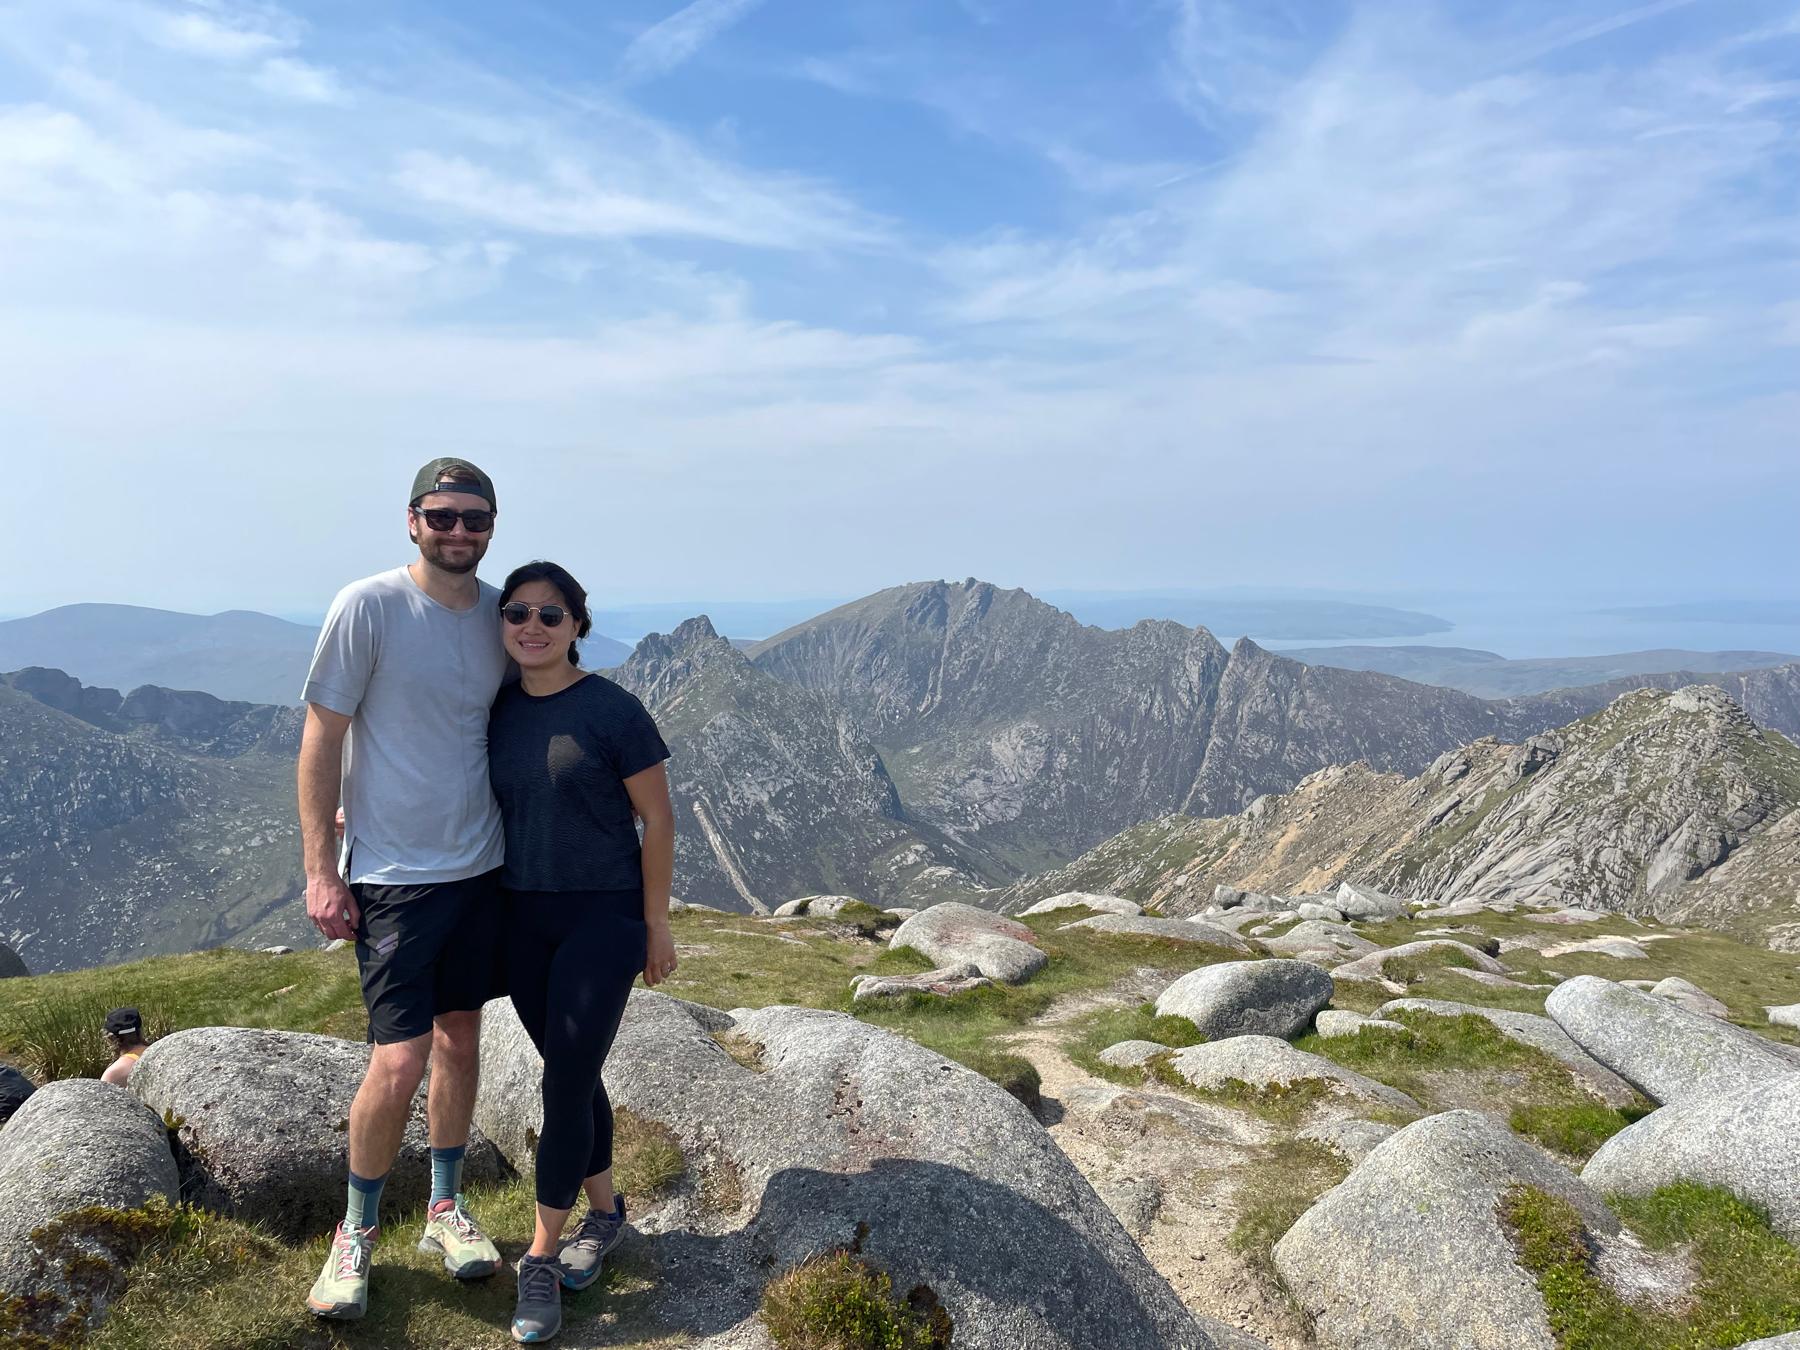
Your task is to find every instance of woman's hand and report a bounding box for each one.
[643,919,678,987]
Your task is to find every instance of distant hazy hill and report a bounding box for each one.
[1003,684,1800,944]
[1039,589,1452,639]
[0,602,630,706]
[0,605,319,706]
[1280,645,1800,697]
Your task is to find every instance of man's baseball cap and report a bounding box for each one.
[103,1007,142,1037]
[409,458,496,512]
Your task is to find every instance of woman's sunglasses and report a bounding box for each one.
[501,602,568,627]
[412,506,495,533]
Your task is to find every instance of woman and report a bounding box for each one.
[486,560,677,1345]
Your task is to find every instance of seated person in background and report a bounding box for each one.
[100,1007,148,1085]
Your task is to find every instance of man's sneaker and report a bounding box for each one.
[418,1193,500,1278]
[512,1254,563,1343]
[557,1193,627,1291]
[307,1222,375,1319]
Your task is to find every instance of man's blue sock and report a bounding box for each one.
[345,1169,387,1231]
[431,1144,466,1207]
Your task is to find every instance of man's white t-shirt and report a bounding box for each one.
[302,566,509,886]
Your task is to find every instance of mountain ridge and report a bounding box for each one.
[1001,683,1800,945]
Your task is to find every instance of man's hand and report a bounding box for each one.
[307,871,361,943]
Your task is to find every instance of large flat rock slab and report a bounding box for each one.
[1545,975,1800,1105]
[889,902,1048,984]
[1163,1037,1418,1112]
[1331,939,1506,984]
[1021,892,1142,917]
[1261,920,1379,963]
[487,992,1225,1349]
[1582,1070,1800,1243]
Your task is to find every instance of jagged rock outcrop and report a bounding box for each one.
[751,580,1236,868]
[747,580,1668,878]
[1003,685,1800,942]
[615,618,989,912]
[480,992,1227,1349]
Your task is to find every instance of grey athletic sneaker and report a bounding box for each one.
[418,1193,500,1278]
[512,1254,563,1343]
[306,1222,375,1319]
[558,1194,626,1291]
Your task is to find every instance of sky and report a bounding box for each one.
[1,0,1796,618]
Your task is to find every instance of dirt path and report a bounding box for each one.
[997,996,1315,1349]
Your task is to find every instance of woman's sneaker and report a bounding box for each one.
[512,1254,563,1343]
[307,1222,376,1319]
[557,1194,626,1291]
[418,1193,501,1278]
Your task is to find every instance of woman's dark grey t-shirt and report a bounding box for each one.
[488,674,671,892]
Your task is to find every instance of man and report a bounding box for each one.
[99,1007,147,1086]
[299,459,510,1321]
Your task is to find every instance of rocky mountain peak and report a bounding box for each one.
[1007,683,1800,944]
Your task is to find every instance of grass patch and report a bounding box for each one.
[1151,1063,1339,1125]
[762,1250,950,1350]
[1063,1002,1205,1083]
[711,1028,769,1072]
[1383,946,1479,986]
[956,1050,1041,1111]
[1297,1012,1536,1074]
[1502,1182,1800,1349]
[1510,1101,1651,1162]
[1296,1010,1632,1122]
[6,996,176,1082]
[1225,1138,1348,1288]
[612,1108,686,1200]
[0,949,366,1078]
[83,1177,673,1350]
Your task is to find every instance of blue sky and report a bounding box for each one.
[1,0,1796,617]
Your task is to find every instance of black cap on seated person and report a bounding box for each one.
[103,1007,142,1038]
[409,458,496,512]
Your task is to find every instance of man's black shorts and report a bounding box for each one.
[352,869,504,1044]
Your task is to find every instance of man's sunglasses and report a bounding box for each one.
[501,602,569,627]
[411,506,495,533]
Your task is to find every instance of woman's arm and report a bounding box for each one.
[624,762,677,986]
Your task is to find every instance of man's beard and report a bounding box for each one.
[413,531,486,574]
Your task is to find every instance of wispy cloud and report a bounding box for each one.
[141,1,299,61]
[618,0,766,85]
[252,56,349,105]
[0,0,1795,612]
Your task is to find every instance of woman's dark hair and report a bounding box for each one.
[499,560,594,666]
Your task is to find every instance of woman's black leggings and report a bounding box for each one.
[505,887,645,1211]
